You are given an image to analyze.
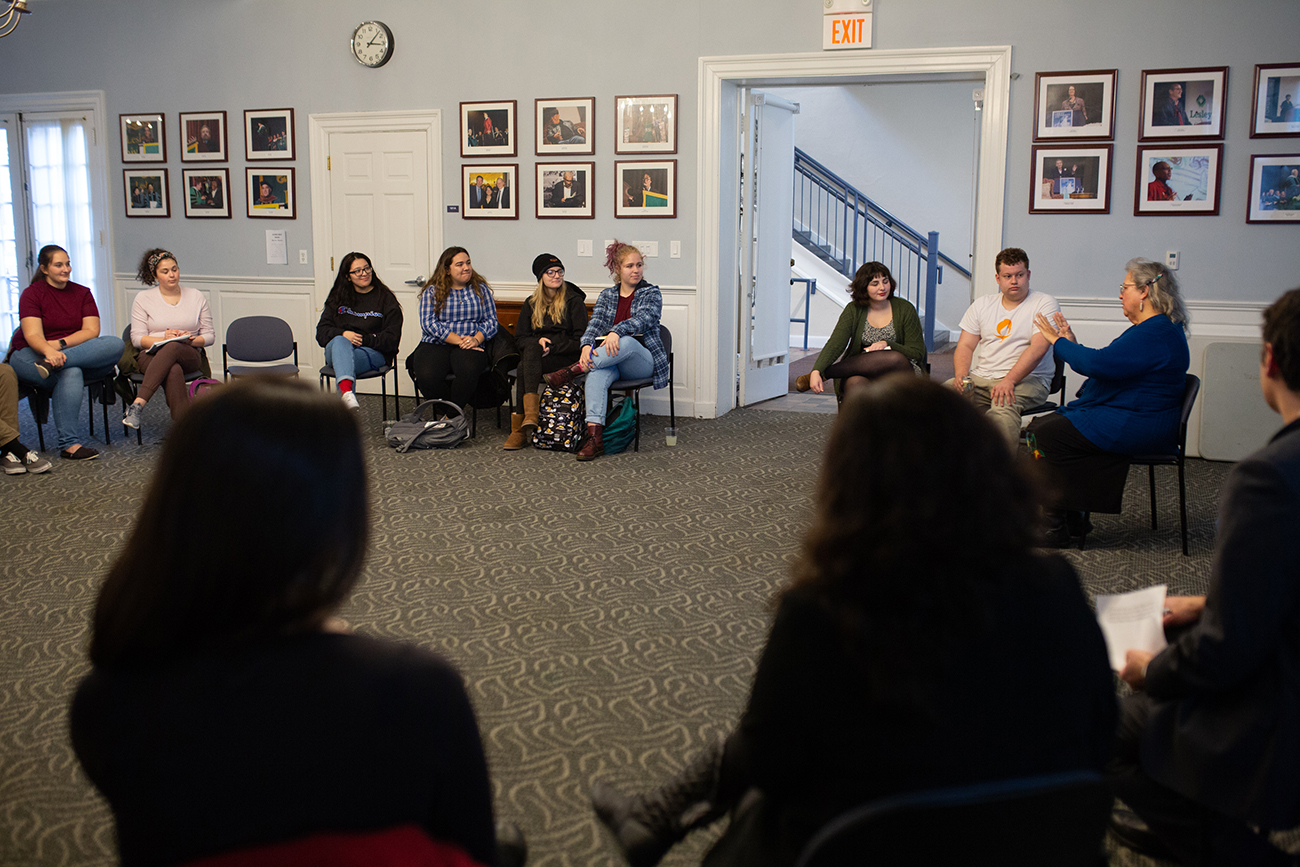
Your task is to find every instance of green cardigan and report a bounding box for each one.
[812,295,927,375]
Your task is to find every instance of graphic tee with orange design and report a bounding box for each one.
[958,289,1060,389]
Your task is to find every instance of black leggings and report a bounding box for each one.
[408,343,490,409]
[822,349,914,382]
[515,338,579,406]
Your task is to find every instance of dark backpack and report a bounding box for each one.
[386,399,469,452]
[603,396,637,455]
[531,383,585,452]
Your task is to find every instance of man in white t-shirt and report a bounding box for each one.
[947,247,1059,448]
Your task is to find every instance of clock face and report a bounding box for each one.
[352,21,393,68]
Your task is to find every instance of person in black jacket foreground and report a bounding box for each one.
[1112,287,1300,866]
[591,375,1116,867]
[505,253,588,449]
[316,252,403,411]
[70,379,522,867]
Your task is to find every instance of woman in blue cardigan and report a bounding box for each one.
[544,241,669,461]
[1027,257,1190,546]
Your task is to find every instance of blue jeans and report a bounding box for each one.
[584,336,653,425]
[10,335,124,450]
[324,336,386,387]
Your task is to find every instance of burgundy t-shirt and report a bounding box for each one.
[613,292,634,326]
[11,279,99,353]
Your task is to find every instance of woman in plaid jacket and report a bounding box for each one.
[407,246,499,410]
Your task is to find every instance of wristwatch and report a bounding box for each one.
[57,339,67,350]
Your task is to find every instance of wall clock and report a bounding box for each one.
[351,21,393,68]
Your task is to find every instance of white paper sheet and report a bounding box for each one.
[265,229,288,265]
[1095,584,1168,671]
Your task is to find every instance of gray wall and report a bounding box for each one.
[1,0,1297,302]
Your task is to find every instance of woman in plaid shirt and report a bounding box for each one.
[544,241,669,461]
[407,247,499,410]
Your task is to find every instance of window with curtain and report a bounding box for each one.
[0,130,18,342]
[24,114,97,299]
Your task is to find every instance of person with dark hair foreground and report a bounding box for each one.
[70,379,507,867]
[1110,287,1300,866]
[795,261,925,398]
[591,377,1116,867]
[1027,257,1190,546]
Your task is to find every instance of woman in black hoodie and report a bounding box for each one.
[315,252,403,410]
[506,253,588,449]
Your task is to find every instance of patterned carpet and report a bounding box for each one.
[0,392,1240,866]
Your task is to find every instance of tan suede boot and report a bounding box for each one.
[521,392,541,437]
[503,413,527,450]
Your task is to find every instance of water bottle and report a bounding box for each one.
[960,376,973,397]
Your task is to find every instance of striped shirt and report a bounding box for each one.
[418,283,498,344]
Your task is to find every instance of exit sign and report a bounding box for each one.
[824,13,871,50]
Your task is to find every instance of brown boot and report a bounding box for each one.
[544,360,586,388]
[503,413,528,450]
[794,373,812,392]
[576,423,604,461]
[521,392,541,437]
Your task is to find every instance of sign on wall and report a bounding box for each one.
[823,0,872,51]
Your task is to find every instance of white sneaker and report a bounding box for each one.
[341,391,359,410]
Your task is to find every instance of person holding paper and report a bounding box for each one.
[1109,287,1300,865]
[1027,257,1190,547]
[124,249,214,430]
[588,378,1116,867]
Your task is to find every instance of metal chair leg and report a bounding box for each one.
[1178,459,1189,556]
[1148,464,1158,529]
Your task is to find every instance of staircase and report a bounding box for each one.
[793,148,970,351]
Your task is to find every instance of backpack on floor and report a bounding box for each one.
[531,383,585,452]
[602,396,637,455]
[386,399,469,452]
[187,378,222,400]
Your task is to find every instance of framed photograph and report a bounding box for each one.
[246,168,295,218]
[1028,145,1112,214]
[1246,154,1300,223]
[244,108,295,160]
[119,114,165,162]
[461,165,518,219]
[1250,64,1300,138]
[123,169,170,217]
[182,168,231,219]
[460,101,516,158]
[1134,144,1224,216]
[179,111,228,162]
[1033,70,1117,141]
[614,160,676,218]
[536,162,595,219]
[615,95,678,154]
[535,97,594,156]
[1139,67,1228,141]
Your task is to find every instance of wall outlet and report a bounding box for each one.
[298,249,307,264]
[1165,251,1179,270]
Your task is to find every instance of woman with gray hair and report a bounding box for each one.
[1027,257,1190,547]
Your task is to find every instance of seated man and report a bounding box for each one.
[1112,287,1300,866]
[947,247,1058,449]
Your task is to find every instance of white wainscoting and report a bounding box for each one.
[1056,296,1274,460]
[116,275,699,418]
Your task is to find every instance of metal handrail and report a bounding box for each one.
[789,277,817,350]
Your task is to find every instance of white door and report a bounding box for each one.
[737,91,798,406]
[326,129,430,396]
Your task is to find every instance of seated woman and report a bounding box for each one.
[795,261,926,398]
[1028,257,1190,547]
[407,246,498,411]
[123,249,214,429]
[505,253,588,450]
[5,244,123,460]
[543,241,669,461]
[316,252,403,411]
[591,377,1117,867]
[70,379,502,867]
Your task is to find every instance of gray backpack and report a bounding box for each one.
[385,400,469,452]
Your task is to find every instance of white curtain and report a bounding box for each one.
[24,114,96,301]
[0,123,19,342]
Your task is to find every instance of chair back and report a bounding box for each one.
[1046,353,1066,398]
[659,324,672,357]
[1175,373,1201,454]
[224,316,295,362]
[795,771,1111,867]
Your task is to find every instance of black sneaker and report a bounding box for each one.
[33,360,52,379]
[60,446,100,461]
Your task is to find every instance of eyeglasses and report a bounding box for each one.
[349,265,373,277]
[544,268,564,278]
[1120,282,1139,291]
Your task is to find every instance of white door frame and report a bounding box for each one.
[307,109,443,311]
[0,90,113,327]
[695,46,1012,417]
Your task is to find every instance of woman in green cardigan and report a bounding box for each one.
[795,262,927,397]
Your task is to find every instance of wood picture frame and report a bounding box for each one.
[1138,67,1228,142]
[1028,145,1112,214]
[1250,63,1300,138]
[614,160,676,218]
[246,168,295,218]
[614,95,677,154]
[461,164,518,219]
[1134,143,1224,216]
[182,168,231,219]
[460,100,517,158]
[244,108,295,160]
[1246,153,1300,223]
[124,168,170,217]
[536,162,594,219]
[1032,69,1117,142]
[535,97,595,156]
[120,113,166,162]
[179,111,228,162]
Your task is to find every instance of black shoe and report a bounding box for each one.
[1108,807,1177,861]
[60,446,100,461]
[495,820,527,867]
[1066,510,1093,549]
[33,360,52,379]
[591,781,674,867]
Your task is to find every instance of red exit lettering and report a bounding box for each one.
[833,18,863,44]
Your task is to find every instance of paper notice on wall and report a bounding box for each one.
[266,229,288,265]
[1095,585,1168,671]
